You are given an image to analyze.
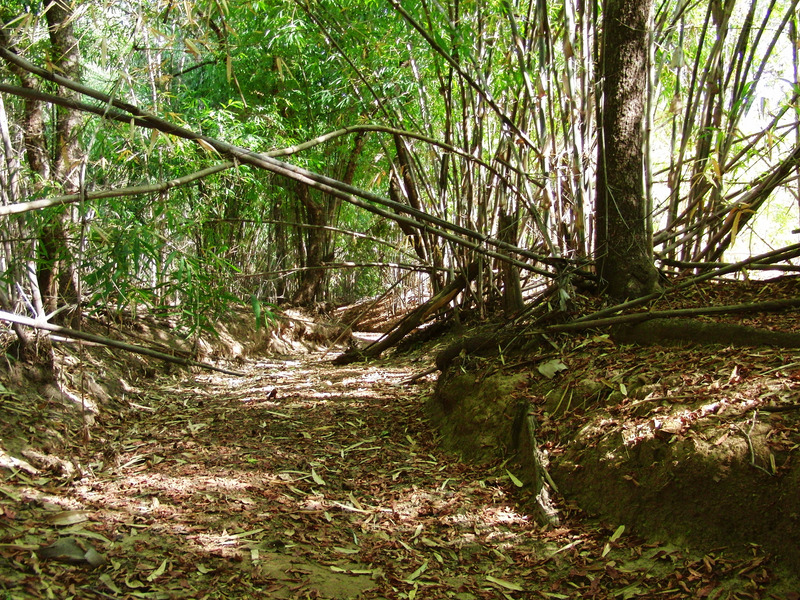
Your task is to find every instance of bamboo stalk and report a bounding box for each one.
[0,310,245,376]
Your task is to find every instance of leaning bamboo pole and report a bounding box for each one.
[0,310,245,376]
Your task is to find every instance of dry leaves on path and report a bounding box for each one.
[0,351,785,599]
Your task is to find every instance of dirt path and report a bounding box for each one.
[3,352,782,598]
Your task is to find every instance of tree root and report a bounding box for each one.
[611,317,800,348]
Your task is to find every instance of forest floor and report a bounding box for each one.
[1,279,800,599]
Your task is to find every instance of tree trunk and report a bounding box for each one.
[38,0,83,323]
[498,210,524,314]
[595,0,659,300]
[291,182,328,305]
[291,131,367,306]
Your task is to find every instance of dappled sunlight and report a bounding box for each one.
[614,376,797,449]
[29,351,562,597]
[5,334,790,597]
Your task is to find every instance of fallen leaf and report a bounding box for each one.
[538,359,568,379]
[46,510,92,526]
[406,560,428,582]
[98,573,121,593]
[37,537,106,567]
[311,468,326,486]
[147,558,168,582]
[233,528,265,539]
[486,575,524,591]
[506,469,524,487]
[609,524,625,542]
[124,577,146,589]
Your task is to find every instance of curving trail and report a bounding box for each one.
[76,354,561,599]
[6,351,780,598]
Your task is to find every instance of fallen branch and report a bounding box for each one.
[433,297,800,371]
[0,311,245,377]
[334,263,479,364]
[401,366,439,384]
[572,242,800,324]
[611,317,800,348]
[546,297,800,333]
[322,272,411,359]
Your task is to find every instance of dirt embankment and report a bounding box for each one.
[428,277,800,585]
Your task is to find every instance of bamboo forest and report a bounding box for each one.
[2,0,800,598]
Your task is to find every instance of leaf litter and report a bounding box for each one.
[0,288,799,598]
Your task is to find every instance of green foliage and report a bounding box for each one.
[250,294,278,331]
[2,0,798,332]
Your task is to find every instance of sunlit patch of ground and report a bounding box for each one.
[2,352,563,598]
[2,331,793,598]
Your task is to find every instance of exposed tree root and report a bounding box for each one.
[612,317,800,348]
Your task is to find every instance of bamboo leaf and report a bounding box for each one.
[610,524,625,542]
[486,575,524,591]
[311,468,326,486]
[406,560,428,582]
[506,469,524,488]
[185,38,202,57]
[147,559,168,582]
[194,138,219,155]
[46,510,92,526]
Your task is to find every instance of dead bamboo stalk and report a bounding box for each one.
[0,311,245,376]
[334,263,480,363]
